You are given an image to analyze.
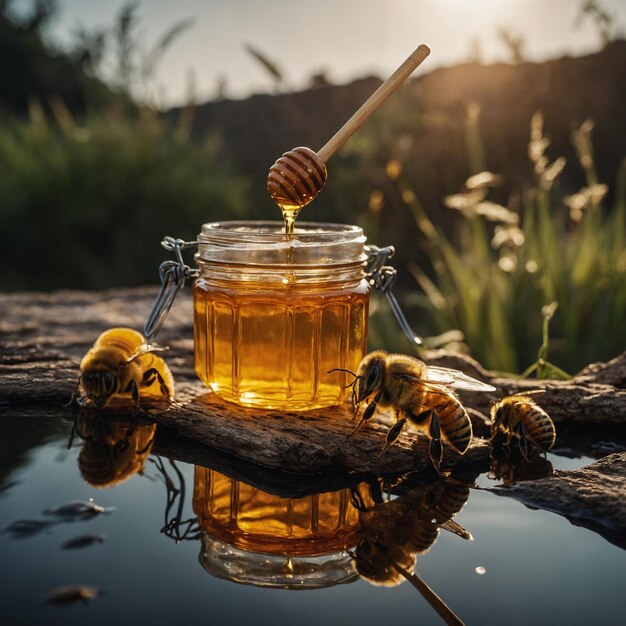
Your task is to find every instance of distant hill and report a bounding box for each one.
[171,75,385,185]
[170,40,626,225]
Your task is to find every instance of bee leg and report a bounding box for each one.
[142,368,158,387]
[65,379,82,407]
[349,390,383,437]
[348,404,374,436]
[377,417,407,457]
[351,385,358,412]
[406,409,442,474]
[350,483,379,512]
[407,408,434,426]
[516,421,529,460]
[350,487,366,511]
[67,418,78,449]
[503,430,513,457]
[142,368,172,400]
[350,389,358,416]
[428,411,444,475]
[370,477,387,505]
[124,379,139,404]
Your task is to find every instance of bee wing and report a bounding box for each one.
[440,519,474,541]
[423,366,495,392]
[391,373,459,398]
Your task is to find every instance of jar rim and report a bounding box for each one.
[198,220,364,245]
[196,220,367,268]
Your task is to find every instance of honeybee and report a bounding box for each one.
[350,480,470,625]
[352,479,473,554]
[69,327,174,409]
[331,351,495,474]
[488,448,554,484]
[490,394,556,459]
[74,415,157,487]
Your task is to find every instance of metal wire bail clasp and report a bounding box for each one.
[365,244,423,346]
[144,237,199,344]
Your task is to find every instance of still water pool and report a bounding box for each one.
[1,414,624,626]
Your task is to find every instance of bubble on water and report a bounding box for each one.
[475,566,486,575]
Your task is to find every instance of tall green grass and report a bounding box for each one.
[0,102,249,290]
[393,111,626,374]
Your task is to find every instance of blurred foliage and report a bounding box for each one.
[0,0,192,114]
[0,0,247,291]
[0,104,250,290]
[245,43,287,93]
[498,28,526,63]
[0,0,120,116]
[385,111,626,374]
[73,1,193,107]
[577,0,623,47]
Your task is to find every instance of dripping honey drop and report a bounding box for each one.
[266,147,327,234]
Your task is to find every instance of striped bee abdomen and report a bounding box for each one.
[522,403,556,452]
[430,393,473,454]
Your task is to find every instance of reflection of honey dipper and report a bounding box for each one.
[267,44,431,231]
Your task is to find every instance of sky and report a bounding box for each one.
[21,0,626,106]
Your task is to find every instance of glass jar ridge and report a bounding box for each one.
[193,220,370,410]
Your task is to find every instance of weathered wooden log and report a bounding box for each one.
[1,288,624,477]
[151,424,485,498]
[150,382,491,474]
[487,452,626,550]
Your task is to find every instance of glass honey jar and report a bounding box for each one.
[193,466,361,588]
[192,221,370,410]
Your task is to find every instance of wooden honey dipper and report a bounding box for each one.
[267,44,431,229]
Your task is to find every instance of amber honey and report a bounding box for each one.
[281,205,299,235]
[193,221,369,410]
[193,466,363,588]
[193,467,361,555]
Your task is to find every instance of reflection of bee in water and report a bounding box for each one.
[488,447,554,485]
[351,480,473,583]
[69,327,174,409]
[331,351,495,473]
[73,415,156,488]
[350,480,471,625]
[490,394,556,459]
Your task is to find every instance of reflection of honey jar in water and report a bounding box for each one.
[193,221,369,411]
[76,416,156,488]
[193,466,362,588]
